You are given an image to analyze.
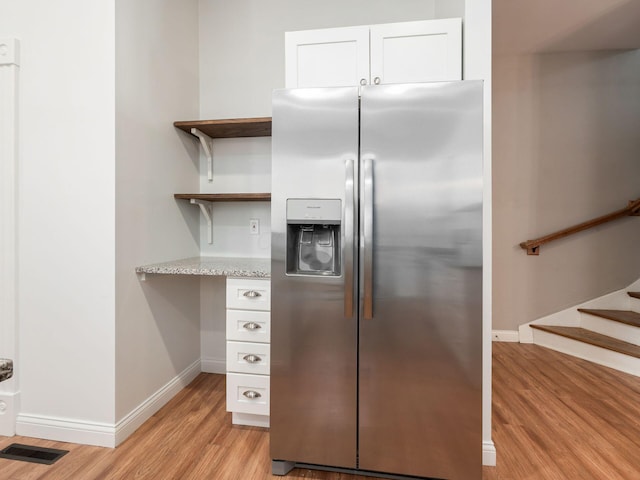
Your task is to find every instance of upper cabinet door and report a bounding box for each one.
[285,26,369,88]
[369,18,462,84]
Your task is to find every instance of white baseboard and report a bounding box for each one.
[519,323,534,344]
[16,360,201,448]
[0,390,20,436]
[232,412,269,428]
[115,359,201,446]
[491,330,519,342]
[483,440,496,466]
[16,414,116,447]
[201,356,226,374]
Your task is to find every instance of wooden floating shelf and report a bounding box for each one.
[174,117,272,138]
[174,193,271,202]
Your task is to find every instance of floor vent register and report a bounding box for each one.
[0,443,69,465]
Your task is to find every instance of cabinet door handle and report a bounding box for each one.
[373,76,381,85]
[243,290,261,298]
[243,354,262,364]
[243,390,261,399]
[242,322,262,331]
[360,78,367,86]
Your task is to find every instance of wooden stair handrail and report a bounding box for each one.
[520,198,640,255]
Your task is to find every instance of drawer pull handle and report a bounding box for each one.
[243,354,262,363]
[243,390,261,399]
[242,322,262,331]
[243,290,262,298]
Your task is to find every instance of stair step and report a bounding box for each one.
[628,292,640,299]
[530,325,640,359]
[577,309,640,327]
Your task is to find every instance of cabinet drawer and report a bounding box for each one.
[226,310,270,343]
[227,341,270,375]
[226,278,271,311]
[226,373,269,416]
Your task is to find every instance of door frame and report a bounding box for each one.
[0,37,20,436]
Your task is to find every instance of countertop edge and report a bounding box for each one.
[135,256,271,279]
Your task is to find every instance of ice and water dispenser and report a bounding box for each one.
[286,199,341,276]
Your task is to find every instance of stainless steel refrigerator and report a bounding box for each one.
[270,81,483,480]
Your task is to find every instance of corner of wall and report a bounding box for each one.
[115,359,200,446]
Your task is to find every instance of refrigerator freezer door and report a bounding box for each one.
[271,87,360,468]
[358,81,483,480]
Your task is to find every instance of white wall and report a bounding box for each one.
[200,276,227,373]
[0,0,117,442]
[198,0,438,118]
[435,0,465,19]
[115,0,201,425]
[0,0,203,447]
[198,137,272,258]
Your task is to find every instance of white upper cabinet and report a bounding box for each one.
[285,26,370,88]
[285,19,462,89]
[370,19,462,85]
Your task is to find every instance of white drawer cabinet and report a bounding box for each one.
[226,277,270,428]
[226,310,270,343]
[226,278,271,311]
[226,341,270,376]
[226,373,270,417]
[285,18,462,89]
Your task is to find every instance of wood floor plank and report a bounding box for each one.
[2,343,640,479]
[491,342,640,479]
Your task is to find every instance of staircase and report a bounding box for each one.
[529,291,640,376]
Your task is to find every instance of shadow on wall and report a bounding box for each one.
[136,273,201,372]
[537,1,640,52]
[175,197,201,247]
[493,0,640,54]
[492,47,640,330]
[527,49,640,313]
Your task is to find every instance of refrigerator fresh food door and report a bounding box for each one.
[358,81,483,480]
[270,87,359,469]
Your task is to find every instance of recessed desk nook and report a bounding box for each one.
[136,257,271,428]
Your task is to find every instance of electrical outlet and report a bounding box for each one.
[249,219,260,235]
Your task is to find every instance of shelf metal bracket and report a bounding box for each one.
[191,198,214,244]
[191,128,214,182]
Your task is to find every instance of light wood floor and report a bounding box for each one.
[2,342,640,479]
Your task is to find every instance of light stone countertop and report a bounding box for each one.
[135,256,270,278]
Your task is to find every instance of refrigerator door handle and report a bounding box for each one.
[344,158,355,319]
[363,156,374,320]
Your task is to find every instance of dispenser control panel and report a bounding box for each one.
[286,199,341,224]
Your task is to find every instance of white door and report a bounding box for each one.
[285,26,369,88]
[370,18,462,84]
